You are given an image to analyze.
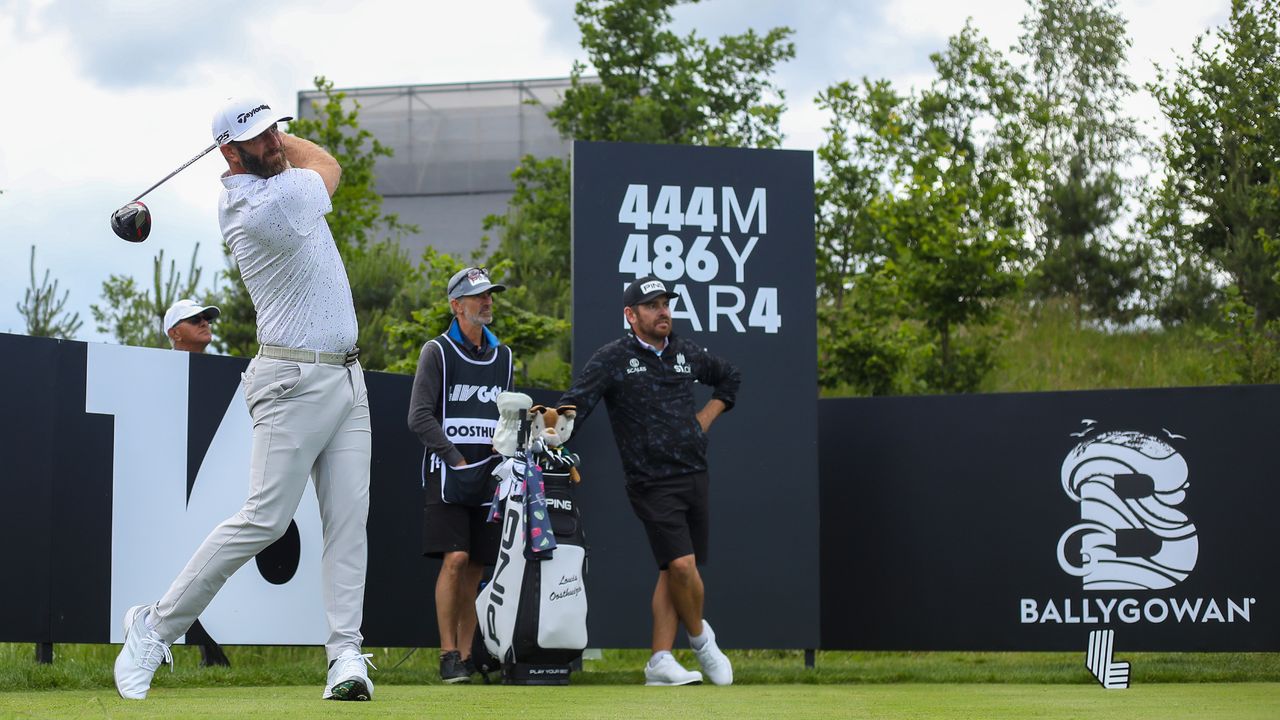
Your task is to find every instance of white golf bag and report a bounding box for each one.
[474,405,588,685]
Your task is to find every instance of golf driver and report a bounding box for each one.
[110,141,219,242]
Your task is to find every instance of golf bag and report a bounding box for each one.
[475,447,588,685]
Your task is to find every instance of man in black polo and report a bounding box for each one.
[408,267,512,683]
[559,275,741,686]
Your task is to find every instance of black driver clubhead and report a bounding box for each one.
[110,201,151,242]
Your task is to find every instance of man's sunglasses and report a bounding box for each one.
[182,315,211,325]
[449,267,489,295]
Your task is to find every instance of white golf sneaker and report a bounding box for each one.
[644,652,703,686]
[113,604,172,700]
[323,651,376,701]
[692,620,733,685]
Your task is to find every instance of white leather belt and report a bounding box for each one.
[258,345,358,366]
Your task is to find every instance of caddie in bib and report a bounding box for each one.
[408,266,514,683]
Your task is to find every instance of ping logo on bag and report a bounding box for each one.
[485,503,523,642]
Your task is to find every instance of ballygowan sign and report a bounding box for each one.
[820,388,1279,651]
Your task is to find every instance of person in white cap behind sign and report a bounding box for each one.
[163,298,220,353]
[114,96,375,702]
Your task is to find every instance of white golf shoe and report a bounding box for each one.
[692,620,733,685]
[644,651,703,686]
[113,604,172,700]
[323,651,376,701]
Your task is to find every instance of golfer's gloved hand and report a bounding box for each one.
[493,391,533,457]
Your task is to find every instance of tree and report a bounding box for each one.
[549,0,794,148]
[481,0,796,382]
[1018,0,1148,324]
[815,79,918,395]
[211,76,423,370]
[1147,0,1280,329]
[17,245,82,339]
[816,25,1029,394]
[1138,186,1221,326]
[481,156,572,322]
[91,245,203,348]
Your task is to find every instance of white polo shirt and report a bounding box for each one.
[218,168,358,353]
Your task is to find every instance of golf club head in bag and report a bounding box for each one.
[110,202,151,242]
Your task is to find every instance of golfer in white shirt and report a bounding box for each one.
[114,96,374,702]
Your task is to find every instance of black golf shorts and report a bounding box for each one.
[422,476,502,562]
[626,471,710,570]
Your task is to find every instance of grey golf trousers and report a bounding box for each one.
[151,355,371,661]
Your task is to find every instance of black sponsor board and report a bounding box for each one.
[571,141,820,648]
[821,388,1280,651]
[0,334,59,642]
[7,328,1275,651]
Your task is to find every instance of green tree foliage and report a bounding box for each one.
[482,156,572,322]
[1204,285,1280,384]
[549,0,795,148]
[211,76,423,370]
[482,0,796,383]
[90,245,203,348]
[816,26,1028,394]
[1018,0,1148,323]
[1147,0,1280,330]
[1138,187,1221,326]
[384,249,570,386]
[17,245,82,339]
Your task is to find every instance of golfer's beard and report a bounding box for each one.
[236,146,289,178]
[464,308,493,326]
[641,317,670,340]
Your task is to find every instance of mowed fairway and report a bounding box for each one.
[3,647,1277,719]
[0,684,1276,720]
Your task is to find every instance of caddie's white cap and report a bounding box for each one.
[164,298,221,334]
[211,96,293,146]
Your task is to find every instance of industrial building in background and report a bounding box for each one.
[298,78,575,260]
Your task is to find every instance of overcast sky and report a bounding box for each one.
[0,0,1226,342]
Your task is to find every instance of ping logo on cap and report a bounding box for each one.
[641,280,665,295]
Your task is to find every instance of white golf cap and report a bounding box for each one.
[211,96,293,146]
[164,298,221,334]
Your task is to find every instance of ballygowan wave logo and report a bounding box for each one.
[1056,423,1198,590]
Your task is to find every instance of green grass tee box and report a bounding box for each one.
[1,684,1277,720]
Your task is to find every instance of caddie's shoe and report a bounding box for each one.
[114,604,173,700]
[644,652,703,686]
[323,651,375,700]
[692,620,734,685]
[439,650,471,684]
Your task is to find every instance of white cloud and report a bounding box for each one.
[36,0,250,88]
[882,0,1025,48]
[0,0,575,340]
[0,0,1242,341]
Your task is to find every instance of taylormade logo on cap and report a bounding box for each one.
[212,96,293,146]
[237,105,270,124]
